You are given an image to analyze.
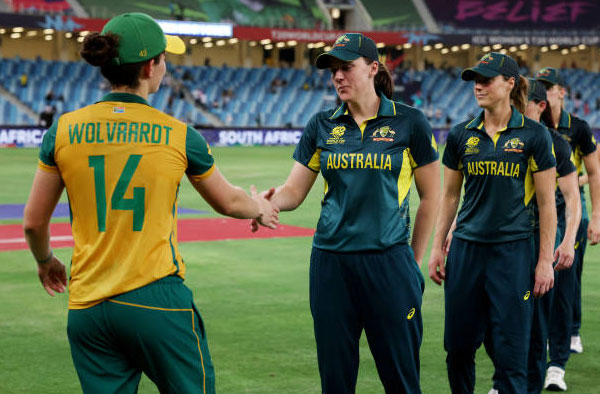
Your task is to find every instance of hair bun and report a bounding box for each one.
[80,33,119,67]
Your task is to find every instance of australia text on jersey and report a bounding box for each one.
[326,152,393,170]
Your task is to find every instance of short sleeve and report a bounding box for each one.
[293,114,321,172]
[575,119,596,157]
[409,111,438,168]
[185,125,215,179]
[531,125,556,173]
[38,121,59,174]
[553,133,576,178]
[442,125,462,171]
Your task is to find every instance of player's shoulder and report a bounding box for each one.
[391,101,425,118]
[449,119,473,137]
[569,113,591,131]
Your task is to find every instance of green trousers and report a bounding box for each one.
[67,276,215,394]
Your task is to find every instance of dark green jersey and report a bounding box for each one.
[294,93,438,252]
[553,110,596,222]
[531,128,576,230]
[443,107,556,243]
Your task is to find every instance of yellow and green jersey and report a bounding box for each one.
[293,92,438,252]
[38,93,214,309]
[443,107,556,243]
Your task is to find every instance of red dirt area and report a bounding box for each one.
[0,218,314,252]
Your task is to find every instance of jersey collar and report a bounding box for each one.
[465,105,524,130]
[329,91,396,120]
[100,92,150,106]
[557,109,571,130]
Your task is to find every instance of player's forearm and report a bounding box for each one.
[587,170,600,221]
[537,200,557,265]
[271,184,305,212]
[217,186,260,219]
[23,222,52,263]
[559,177,582,248]
[431,193,460,252]
[411,196,438,265]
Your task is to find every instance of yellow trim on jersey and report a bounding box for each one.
[524,156,537,205]
[188,163,216,182]
[38,159,60,174]
[329,105,345,119]
[392,102,397,116]
[308,148,322,171]
[359,115,378,139]
[431,134,438,151]
[323,178,329,196]
[397,149,414,207]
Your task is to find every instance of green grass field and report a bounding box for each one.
[1,146,599,393]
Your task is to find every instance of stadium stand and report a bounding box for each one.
[0,55,598,128]
[76,0,328,28]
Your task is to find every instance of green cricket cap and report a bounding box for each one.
[535,67,565,87]
[527,78,547,102]
[101,12,185,65]
[316,33,379,69]
[462,52,520,87]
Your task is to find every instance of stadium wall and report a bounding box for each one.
[3,126,600,149]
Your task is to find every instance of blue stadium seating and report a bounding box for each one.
[0,56,598,129]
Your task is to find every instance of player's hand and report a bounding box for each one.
[38,256,67,296]
[251,186,279,230]
[587,218,600,245]
[533,259,554,298]
[443,232,453,256]
[427,249,446,285]
[553,241,574,271]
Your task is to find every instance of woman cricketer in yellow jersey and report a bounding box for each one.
[428,52,557,393]
[23,13,278,394]
[254,33,440,393]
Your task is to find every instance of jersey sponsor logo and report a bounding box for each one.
[407,307,416,320]
[112,107,125,114]
[465,136,480,155]
[371,126,396,142]
[327,125,346,144]
[326,152,392,171]
[466,160,520,178]
[503,137,525,153]
[523,291,531,301]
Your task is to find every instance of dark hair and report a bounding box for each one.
[540,101,554,128]
[81,32,162,89]
[506,75,528,114]
[364,58,393,99]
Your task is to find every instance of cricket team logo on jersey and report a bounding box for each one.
[371,126,396,142]
[503,137,525,153]
[327,125,346,144]
[465,136,480,155]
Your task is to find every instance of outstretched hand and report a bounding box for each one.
[250,186,279,230]
[38,255,67,296]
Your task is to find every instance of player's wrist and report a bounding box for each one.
[36,249,53,264]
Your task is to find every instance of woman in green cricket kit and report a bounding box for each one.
[23,12,278,394]
[254,32,440,393]
[428,52,557,393]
